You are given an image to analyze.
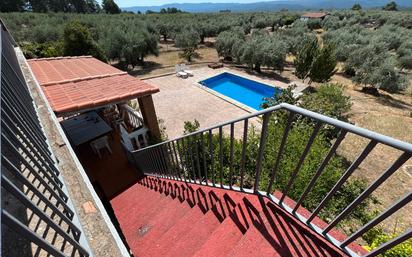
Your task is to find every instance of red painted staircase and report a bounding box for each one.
[111,176,351,257]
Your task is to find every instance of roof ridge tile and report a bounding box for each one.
[28,55,93,62]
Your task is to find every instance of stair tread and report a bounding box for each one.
[111,176,350,257]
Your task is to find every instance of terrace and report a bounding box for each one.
[1,21,411,257]
[27,56,161,198]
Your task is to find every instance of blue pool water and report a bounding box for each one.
[200,72,282,110]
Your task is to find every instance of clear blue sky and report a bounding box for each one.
[107,0,277,8]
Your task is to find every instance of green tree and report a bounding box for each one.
[121,30,159,68]
[29,0,49,12]
[233,31,287,73]
[215,29,245,60]
[308,44,337,83]
[175,29,200,62]
[383,1,398,11]
[63,21,107,61]
[351,3,362,10]
[294,36,319,81]
[0,0,25,12]
[102,0,121,14]
[347,43,406,93]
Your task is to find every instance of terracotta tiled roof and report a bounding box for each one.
[28,56,159,114]
[301,12,329,18]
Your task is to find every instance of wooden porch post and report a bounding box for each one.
[138,95,161,141]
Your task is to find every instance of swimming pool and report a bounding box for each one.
[200,72,282,110]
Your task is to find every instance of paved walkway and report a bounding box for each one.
[145,67,290,139]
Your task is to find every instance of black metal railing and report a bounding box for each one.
[1,22,91,256]
[131,102,412,257]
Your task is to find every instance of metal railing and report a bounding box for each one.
[130,102,412,257]
[1,23,91,256]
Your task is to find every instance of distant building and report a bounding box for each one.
[300,12,329,21]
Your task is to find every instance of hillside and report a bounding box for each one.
[123,0,412,13]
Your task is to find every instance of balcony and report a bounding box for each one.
[2,19,411,257]
[122,103,412,257]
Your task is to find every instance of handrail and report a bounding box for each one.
[133,103,412,153]
[1,23,91,257]
[129,101,412,257]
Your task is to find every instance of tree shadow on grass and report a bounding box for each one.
[127,61,163,76]
[374,93,412,111]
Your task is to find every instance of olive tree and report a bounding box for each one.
[347,43,406,93]
[233,31,287,73]
[175,29,200,62]
[215,29,245,60]
[397,41,412,70]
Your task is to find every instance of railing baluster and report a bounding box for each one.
[229,123,235,189]
[341,192,412,247]
[308,140,378,223]
[279,121,321,204]
[219,126,224,188]
[201,132,207,185]
[240,119,248,191]
[186,136,197,183]
[176,139,187,182]
[171,141,182,180]
[181,138,192,182]
[323,152,411,234]
[165,143,175,179]
[293,130,347,213]
[209,129,215,186]
[266,112,294,195]
[2,176,89,256]
[155,147,164,177]
[2,211,66,257]
[254,113,270,193]
[168,142,176,179]
[194,134,202,183]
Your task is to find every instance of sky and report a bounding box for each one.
[107,0,277,7]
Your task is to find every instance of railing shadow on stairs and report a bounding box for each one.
[129,103,412,257]
[138,175,347,257]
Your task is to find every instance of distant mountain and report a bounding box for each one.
[123,0,412,13]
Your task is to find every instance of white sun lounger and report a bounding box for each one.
[175,65,188,78]
[180,64,194,76]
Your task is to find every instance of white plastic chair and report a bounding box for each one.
[180,64,194,76]
[175,65,188,78]
[90,136,112,159]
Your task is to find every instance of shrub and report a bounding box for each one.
[364,228,412,257]
[21,41,64,59]
[63,20,107,61]
[300,84,351,120]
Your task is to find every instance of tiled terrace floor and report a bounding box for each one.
[145,67,290,139]
[75,133,140,200]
